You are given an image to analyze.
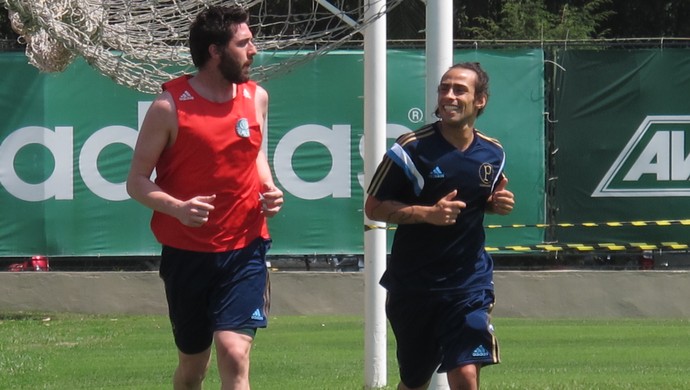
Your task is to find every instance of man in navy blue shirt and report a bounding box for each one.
[365,62,515,390]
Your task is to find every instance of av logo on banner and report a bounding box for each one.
[592,115,690,197]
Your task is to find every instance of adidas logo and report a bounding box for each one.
[251,308,264,321]
[429,166,445,178]
[179,90,194,101]
[472,345,490,358]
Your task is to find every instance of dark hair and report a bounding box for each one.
[189,5,249,68]
[435,62,490,117]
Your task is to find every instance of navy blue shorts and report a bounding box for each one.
[386,289,499,388]
[159,238,271,354]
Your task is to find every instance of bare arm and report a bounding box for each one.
[254,85,283,217]
[365,190,466,226]
[126,92,215,227]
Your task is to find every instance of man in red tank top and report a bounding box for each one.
[127,5,283,389]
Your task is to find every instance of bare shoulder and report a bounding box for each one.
[137,90,178,149]
[253,84,269,125]
[149,91,176,115]
[255,84,269,106]
[142,91,176,128]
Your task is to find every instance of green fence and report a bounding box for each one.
[3,47,687,257]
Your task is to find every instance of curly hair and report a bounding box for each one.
[189,5,249,68]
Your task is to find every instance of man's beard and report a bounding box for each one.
[219,50,249,84]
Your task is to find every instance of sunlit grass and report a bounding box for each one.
[1,314,688,389]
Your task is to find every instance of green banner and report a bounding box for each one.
[0,49,545,256]
[553,49,690,245]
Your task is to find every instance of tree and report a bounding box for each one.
[600,0,690,37]
[386,0,425,40]
[0,5,18,44]
[2,0,690,49]
[458,0,613,40]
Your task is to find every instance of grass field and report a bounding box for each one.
[1,313,689,389]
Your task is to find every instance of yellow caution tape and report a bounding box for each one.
[484,242,688,253]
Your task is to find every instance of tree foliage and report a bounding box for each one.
[2,0,690,46]
[390,0,689,41]
[0,5,17,43]
[601,0,690,37]
[457,0,614,40]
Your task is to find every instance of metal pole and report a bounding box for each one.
[426,1,453,388]
[363,0,388,388]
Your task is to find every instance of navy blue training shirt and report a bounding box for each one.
[367,121,506,293]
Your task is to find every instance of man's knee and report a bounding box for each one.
[447,363,480,390]
[215,331,253,370]
[174,368,207,389]
[175,349,211,388]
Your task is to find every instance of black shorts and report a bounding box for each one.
[386,289,499,388]
[159,238,271,354]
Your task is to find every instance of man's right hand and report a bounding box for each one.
[429,190,466,226]
[177,195,216,227]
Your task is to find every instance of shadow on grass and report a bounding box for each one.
[0,312,53,321]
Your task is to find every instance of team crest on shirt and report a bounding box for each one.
[236,118,250,138]
[479,163,494,186]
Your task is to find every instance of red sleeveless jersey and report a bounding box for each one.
[151,75,269,252]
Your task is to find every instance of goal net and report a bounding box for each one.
[3,0,402,94]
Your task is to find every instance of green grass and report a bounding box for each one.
[1,314,689,389]
[489,318,690,389]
